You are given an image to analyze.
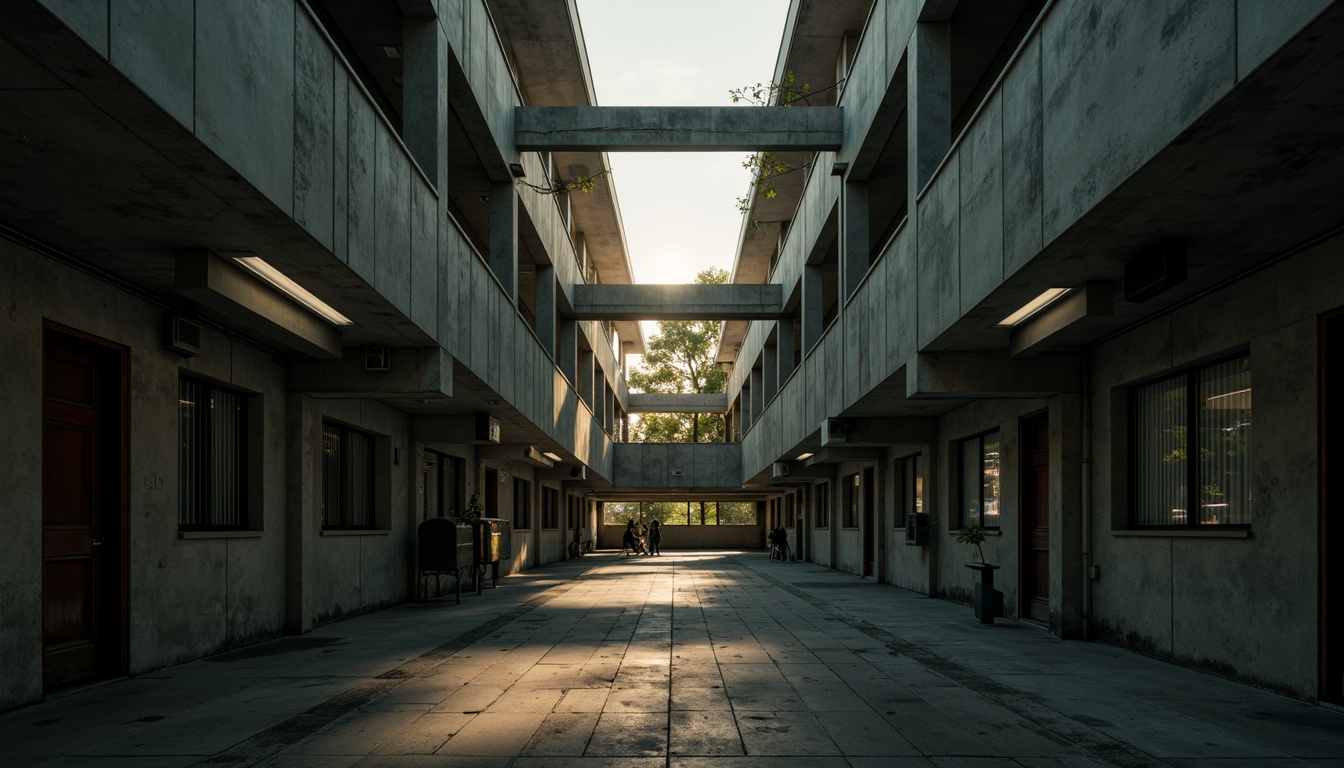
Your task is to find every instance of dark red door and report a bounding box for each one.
[862,466,875,577]
[1021,413,1050,622]
[1323,309,1344,704]
[42,327,125,689]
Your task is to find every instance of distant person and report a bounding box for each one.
[649,519,662,555]
[622,520,637,556]
[571,525,583,558]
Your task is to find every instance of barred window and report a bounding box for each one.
[322,422,375,529]
[178,378,247,530]
[1132,355,1251,527]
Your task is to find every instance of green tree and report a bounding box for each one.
[628,267,729,444]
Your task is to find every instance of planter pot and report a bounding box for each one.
[965,562,1003,625]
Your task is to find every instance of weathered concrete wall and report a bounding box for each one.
[1088,232,1344,698]
[612,443,742,490]
[0,239,290,708]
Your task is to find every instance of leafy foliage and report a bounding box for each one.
[628,268,729,444]
[519,168,613,196]
[728,71,810,107]
[956,521,988,563]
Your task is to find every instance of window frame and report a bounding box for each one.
[322,421,376,530]
[815,482,830,529]
[898,453,924,528]
[541,486,559,529]
[958,431,1002,530]
[842,472,861,529]
[1128,353,1252,529]
[513,477,532,530]
[178,376,249,531]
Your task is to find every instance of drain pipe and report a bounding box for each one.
[1081,348,1094,640]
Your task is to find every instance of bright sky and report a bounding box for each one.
[574,0,791,287]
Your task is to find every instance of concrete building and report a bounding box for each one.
[0,0,1341,714]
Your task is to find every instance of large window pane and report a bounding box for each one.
[961,438,980,526]
[1134,376,1188,525]
[982,432,1001,528]
[1199,358,1251,525]
[178,379,201,527]
[322,423,341,526]
[210,388,244,527]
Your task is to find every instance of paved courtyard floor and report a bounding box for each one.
[4,551,1343,767]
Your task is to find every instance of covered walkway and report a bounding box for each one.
[5,552,1342,767]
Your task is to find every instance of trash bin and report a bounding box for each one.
[417,517,474,604]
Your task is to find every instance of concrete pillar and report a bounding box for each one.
[802,265,824,351]
[490,183,518,302]
[284,394,315,633]
[573,231,588,278]
[750,366,764,428]
[558,320,578,383]
[579,350,595,410]
[908,23,952,198]
[841,181,870,301]
[401,14,447,193]
[605,382,615,435]
[741,386,753,431]
[777,317,797,384]
[1053,392,1086,638]
[763,344,778,403]
[535,265,557,359]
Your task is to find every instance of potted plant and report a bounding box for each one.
[957,522,1003,625]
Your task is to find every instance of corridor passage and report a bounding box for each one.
[5,552,1343,767]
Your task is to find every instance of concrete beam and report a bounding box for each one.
[174,250,341,359]
[627,393,729,413]
[569,284,783,320]
[1009,282,1114,358]
[515,106,844,152]
[818,417,938,447]
[905,352,1081,399]
[289,347,452,399]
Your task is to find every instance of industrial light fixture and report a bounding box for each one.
[996,288,1071,327]
[795,452,814,461]
[231,256,354,326]
[542,451,563,463]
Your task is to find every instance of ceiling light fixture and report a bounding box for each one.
[231,256,353,326]
[542,451,563,463]
[795,452,813,461]
[996,288,1071,327]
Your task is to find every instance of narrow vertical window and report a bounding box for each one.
[322,422,376,529]
[959,432,1001,529]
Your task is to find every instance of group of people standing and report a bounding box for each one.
[621,518,661,556]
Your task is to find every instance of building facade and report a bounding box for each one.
[1,0,1341,712]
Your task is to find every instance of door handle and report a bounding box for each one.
[92,538,105,546]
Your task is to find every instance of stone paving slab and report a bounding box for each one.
[3,551,1344,767]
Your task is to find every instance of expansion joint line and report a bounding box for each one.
[748,566,1171,768]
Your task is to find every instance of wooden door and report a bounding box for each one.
[862,466,875,577]
[42,327,126,689]
[1021,412,1050,622]
[1323,309,1344,704]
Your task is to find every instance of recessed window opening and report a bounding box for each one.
[959,431,1001,529]
[178,378,248,530]
[323,422,375,529]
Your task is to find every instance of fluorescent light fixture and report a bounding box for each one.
[542,451,563,463]
[997,288,1071,327]
[795,452,813,461]
[232,256,353,326]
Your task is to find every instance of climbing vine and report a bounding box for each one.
[517,168,613,197]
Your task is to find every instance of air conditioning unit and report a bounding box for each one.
[164,315,201,358]
[365,345,391,371]
[821,417,853,446]
[772,462,791,480]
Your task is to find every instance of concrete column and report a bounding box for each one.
[573,231,588,277]
[777,317,797,384]
[841,181,870,301]
[802,265,824,351]
[535,265,557,359]
[401,14,447,193]
[579,350,595,410]
[750,366,764,428]
[741,386,753,431]
[605,382,615,434]
[284,394,315,633]
[558,320,578,383]
[908,23,952,198]
[490,183,518,302]
[763,344,778,404]
[1053,392,1085,638]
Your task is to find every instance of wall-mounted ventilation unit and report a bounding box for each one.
[365,345,391,371]
[772,462,790,480]
[164,315,201,358]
